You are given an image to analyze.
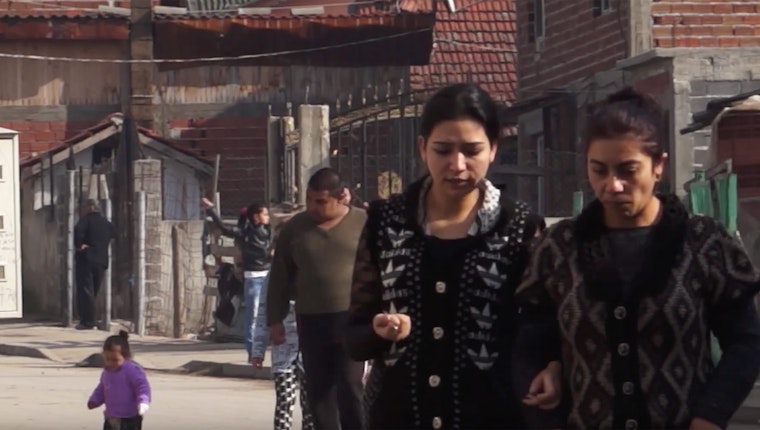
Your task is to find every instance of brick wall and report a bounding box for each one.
[652,1,760,48]
[168,116,269,215]
[517,0,630,99]
[0,120,104,159]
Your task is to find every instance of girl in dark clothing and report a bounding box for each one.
[515,88,760,429]
[345,83,562,429]
[202,198,273,362]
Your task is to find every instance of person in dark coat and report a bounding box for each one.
[344,83,564,429]
[74,198,116,330]
[516,87,760,429]
[202,198,273,362]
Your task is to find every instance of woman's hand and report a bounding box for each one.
[372,313,411,342]
[523,361,562,410]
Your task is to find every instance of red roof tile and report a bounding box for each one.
[395,0,517,103]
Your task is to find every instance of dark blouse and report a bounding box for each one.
[515,195,760,429]
[344,178,542,429]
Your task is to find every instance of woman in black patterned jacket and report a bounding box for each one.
[344,83,563,429]
[516,87,760,430]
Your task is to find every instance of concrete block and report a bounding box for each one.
[691,132,712,151]
[741,81,760,94]
[690,97,711,114]
[707,81,742,97]
[297,105,330,205]
[693,147,711,168]
[690,80,708,96]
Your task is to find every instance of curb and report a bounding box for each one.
[170,360,273,380]
[1,344,273,380]
[0,343,64,362]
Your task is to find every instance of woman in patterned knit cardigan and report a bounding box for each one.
[515,87,760,430]
[344,83,563,429]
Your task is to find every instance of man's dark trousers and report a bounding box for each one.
[298,312,364,430]
[76,256,106,328]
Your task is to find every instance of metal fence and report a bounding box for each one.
[329,90,429,204]
[274,89,586,215]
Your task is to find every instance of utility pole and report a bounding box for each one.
[129,0,155,131]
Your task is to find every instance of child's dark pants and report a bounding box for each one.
[103,416,143,430]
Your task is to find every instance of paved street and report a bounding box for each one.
[0,356,303,430]
[1,322,759,429]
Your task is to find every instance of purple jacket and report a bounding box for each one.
[89,360,151,418]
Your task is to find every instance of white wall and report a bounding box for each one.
[0,128,22,318]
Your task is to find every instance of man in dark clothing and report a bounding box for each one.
[268,168,367,430]
[202,197,273,362]
[74,199,116,330]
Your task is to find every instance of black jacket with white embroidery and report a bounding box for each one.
[344,176,551,429]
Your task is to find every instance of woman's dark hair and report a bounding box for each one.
[420,83,501,144]
[103,330,132,359]
[246,203,266,219]
[586,87,667,161]
[237,207,248,230]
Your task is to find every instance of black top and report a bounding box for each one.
[206,209,272,272]
[74,211,116,268]
[345,177,553,429]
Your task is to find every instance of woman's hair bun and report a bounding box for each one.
[118,330,129,339]
[604,86,658,110]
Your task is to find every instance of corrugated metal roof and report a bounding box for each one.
[186,0,251,12]
[0,11,126,19]
[0,0,128,19]
[154,11,435,66]
[225,0,518,103]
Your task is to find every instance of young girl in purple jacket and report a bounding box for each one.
[88,331,152,430]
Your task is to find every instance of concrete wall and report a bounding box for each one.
[20,147,95,316]
[671,49,760,188]
[687,79,760,168]
[134,159,210,336]
[153,220,208,337]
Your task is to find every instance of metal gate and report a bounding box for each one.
[329,90,429,204]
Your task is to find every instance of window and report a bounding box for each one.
[593,0,612,17]
[528,0,545,43]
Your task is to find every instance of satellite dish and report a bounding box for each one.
[444,0,456,13]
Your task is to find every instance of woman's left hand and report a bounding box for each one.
[523,361,562,410]
[688,418,721,430]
